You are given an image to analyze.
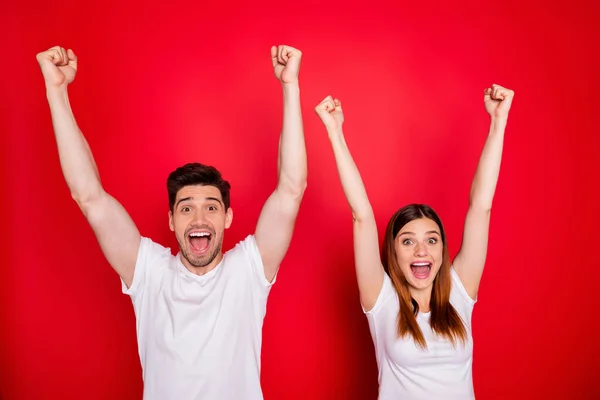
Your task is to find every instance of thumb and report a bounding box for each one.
[315,97,335,115]
[500,94,513,109]
[37,53,59,77]
[286,54,301,71]
[315,104,335,123]
[314,104,328,118]
[483,87,492,102]
[67,49,78,70]
[36,49,57,66]
[270,46,278,68]
[334,99,343,111]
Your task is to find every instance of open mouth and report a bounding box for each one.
[188,231,212,255]
[410,262,431,279]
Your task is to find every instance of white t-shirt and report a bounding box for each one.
[365,267,476,400]
[121,234,275,400]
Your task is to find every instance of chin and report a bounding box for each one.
[193,249,214,265]
[409,279,434,290]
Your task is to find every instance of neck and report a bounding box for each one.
[409,286,433,313]
[180,252,224,276]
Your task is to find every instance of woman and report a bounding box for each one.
[314,84,514,399]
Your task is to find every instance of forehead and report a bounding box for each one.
[399,217,440,234]
[175,185,222,203]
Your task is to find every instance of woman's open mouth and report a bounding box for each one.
[410,262,431,279]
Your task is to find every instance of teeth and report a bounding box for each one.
[189,232,210,237]
[412,262,430,266]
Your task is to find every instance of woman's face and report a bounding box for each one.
[394,217,444,291]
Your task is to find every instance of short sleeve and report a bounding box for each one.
[449,266,477,328]
[238,235,275,289]
[450,266,477,306]
[363,272,395,315]
[121,237,171,299]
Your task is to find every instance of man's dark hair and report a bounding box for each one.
[167,163,231,212]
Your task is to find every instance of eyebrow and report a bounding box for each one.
[175,196,224,208]
[399,230,441,236]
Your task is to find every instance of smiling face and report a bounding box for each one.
[394,217,444,291]
[168,184,233,273]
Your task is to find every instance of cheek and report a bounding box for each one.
[395,246,412,267]
[173,216,190,233]
[433,246,444,266]
[209,216,226,230]
[174,223,185,237]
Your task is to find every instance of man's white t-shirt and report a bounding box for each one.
[365,268,476,400]
[121,234,274,400]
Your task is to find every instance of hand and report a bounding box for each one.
[271,45,302,84]
[484,84,514,120]
[315,96,344,132]
[36,46,78,88]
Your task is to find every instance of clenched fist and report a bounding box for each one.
[315,96,344,132]
[36,46,78,88]
[484,84,514,120]
[271,45,302,84]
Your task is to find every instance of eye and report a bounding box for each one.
[208,205,218,211]
[402,239,413,245]
[428,238,437,244]
[181,206,191,213]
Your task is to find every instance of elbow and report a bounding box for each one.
[469,187,493,213]
[352,210,376,225]
[71,187,105,213]
[290,181,307,202]
[278,176,307,201]
[468,197,493,214]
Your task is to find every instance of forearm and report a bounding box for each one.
[328,129,375,222]
[277,83,307,197]
[46,86,103,204]
[469,117,507,210]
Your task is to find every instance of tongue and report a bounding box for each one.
[411,266,429,276]
[190,237,209,252]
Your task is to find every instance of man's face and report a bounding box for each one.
[169,185,232,272]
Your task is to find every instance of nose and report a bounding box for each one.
[192,209,208,224]
[414,242,427,257]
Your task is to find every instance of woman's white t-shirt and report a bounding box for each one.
[365,268,476,400]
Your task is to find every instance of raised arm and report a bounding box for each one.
[453,84,515,299]
[254,45,307,282]
[314,97,384,311]
[37,46,141,287]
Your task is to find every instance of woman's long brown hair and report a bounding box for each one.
[381,204,467,350]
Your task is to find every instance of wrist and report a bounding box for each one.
[282,81,299,92]
[46,84,68,97]
[327,127,344,139]
[46,85,70,106]
[489,116,508,131]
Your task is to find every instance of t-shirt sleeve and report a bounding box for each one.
[238,234,276,290]
[363,272,395,315]
[450,266,477,305]
[121,236,171,300]
[449,266,477,326]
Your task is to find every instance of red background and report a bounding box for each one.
[1,0,599,399]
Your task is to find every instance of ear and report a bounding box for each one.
[168,210,174,232]
[225,207,233,229]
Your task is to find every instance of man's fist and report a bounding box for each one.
[271,45,301,84]
[315,96,344,132]
[484,84,514,120]
[36,46,78,88]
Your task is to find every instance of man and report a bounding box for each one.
[36,44,307,399]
